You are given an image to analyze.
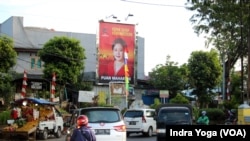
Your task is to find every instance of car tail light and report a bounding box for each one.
[114,125,126,132]
[142,116,146,123]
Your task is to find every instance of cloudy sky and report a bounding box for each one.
[0,0,211,75]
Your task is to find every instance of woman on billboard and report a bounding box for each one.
[109,38,127,76]
[100,38,130,77]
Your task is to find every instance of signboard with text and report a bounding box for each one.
[160,90,169,98]
[98,21,135,84]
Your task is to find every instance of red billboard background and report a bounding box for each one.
[98,21,135,84]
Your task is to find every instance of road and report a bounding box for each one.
[36,133,156,141]
[128,133,156,141]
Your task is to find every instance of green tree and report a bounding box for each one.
[230,71,242,102]
[0,36,17,72]
[179,63,191,89]
[0,74,14,105]
[0,36,17,104]
[187,49,222,108]
[149,56,185,98]
[38,36,86,99]
[186,0,250,100]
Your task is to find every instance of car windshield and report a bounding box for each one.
[80,109,120,123]
[159,108,191,123]
[124,111,143,118]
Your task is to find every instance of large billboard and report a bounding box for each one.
[98,21,135,84]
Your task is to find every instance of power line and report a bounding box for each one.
[121,0,189,8]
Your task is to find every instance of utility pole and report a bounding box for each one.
[246,0,250,103]
[248,28,250,103]
[222,52,226,101]
[240,0,244,103]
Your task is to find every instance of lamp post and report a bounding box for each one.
[106,14,117,19]
[125,13,133,21]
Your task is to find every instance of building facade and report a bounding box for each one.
[0,16,147,108]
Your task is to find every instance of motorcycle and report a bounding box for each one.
[65,128,72,141]
[225,109,237,125]
[196,122,207,125]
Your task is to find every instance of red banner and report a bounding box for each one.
[50,72,56,102]
[98,21,135,84]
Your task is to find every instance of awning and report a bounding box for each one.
[14,97,56,105]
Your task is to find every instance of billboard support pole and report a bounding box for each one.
[125,84,128,109]
[109,82,112,105]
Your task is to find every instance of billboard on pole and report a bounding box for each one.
[98,21,135,84]
[160,90,169,98]
[109,82,125,95]
[78,91,94,103]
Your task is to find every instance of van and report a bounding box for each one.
[154,104,193,141]
[123,108,156,137]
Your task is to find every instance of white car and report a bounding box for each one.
[65,107,126,141]
[123,108,156,137]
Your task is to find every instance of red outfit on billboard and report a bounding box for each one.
[107,62,125,76]
[99,61,133,77]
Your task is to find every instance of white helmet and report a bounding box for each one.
[202,111,206,115]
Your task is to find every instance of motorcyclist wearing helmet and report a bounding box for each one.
[70,115,96,141]
[196,111,209,125]
[225,109,237,124]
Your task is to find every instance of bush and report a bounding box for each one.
[198,108,225,125]
[170,93,189,104]
[150,98,161,109]
[0,110,11,125]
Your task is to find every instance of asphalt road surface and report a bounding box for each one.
[35,133,156,141]
[128,133,156,141]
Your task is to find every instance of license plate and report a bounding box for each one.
[129,121,136,125]
[95,129,110,135]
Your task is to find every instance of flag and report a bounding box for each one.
[124,47,129,96]
[21,70,27,98]
[50,72,56,102]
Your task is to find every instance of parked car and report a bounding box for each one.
[154,104,193,141]
[64,107,126,141]
[123,108,156,137]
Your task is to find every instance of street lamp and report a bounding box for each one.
[125,13,133,21]
[106,14,117,19]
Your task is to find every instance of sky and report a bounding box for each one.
[0,0,211,75]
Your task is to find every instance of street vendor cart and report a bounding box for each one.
[2,97,64,141]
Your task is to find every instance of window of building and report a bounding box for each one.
[31,57,42,69]
[37,59,42,68]
[31,58,35,69]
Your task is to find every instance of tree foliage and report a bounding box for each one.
[187,49,222,107]
[0,74,14,104]
[186,0,250,98]
[38,36,86,85]
[149,56,186,98]
[169,93,189,104]
[0,36,17,104]
[0,36,17,73]
[150,98,161,109]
